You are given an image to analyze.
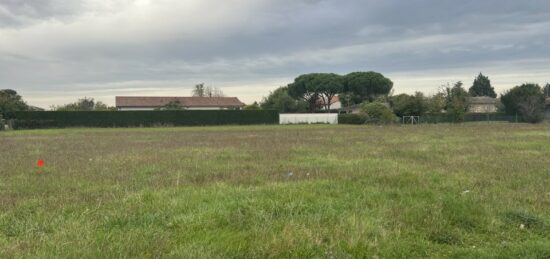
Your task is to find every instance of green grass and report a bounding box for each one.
[1,124,549,258]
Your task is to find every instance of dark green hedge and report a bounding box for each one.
[338,114,367,124]
[10,110,279,129]
[12,119,59,129]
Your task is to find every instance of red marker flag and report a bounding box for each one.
[37,159,45,168]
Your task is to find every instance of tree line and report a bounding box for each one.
[1,74,549,123]
[259,72,550,123]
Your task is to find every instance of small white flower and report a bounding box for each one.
[520,224,525,229]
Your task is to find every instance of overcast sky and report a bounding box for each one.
[1,0,550,108]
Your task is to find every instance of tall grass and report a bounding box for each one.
[0,124,549,257]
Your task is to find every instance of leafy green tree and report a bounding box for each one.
[501,83,545,123]
[287,74,322,112]
[53,97,115,111]
[469,73,497,97]
[243,102,261,110]
[0,89,28,116]
[287,73,345,112]
[344,72,393,103]
[311,73,344,112]
[443,81,469,122]
[361,102,395,124]
[390,92,428,117]
[261,87,307,113]
[427,92,446,114]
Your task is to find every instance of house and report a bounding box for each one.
[115,96,245,111]
[468,97,498,113]
[318,96,342,111]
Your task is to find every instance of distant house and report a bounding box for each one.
[115,96,245,111]
[468,97,498,113]
[318,96,342,111]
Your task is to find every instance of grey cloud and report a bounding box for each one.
[0,0,550,107]
[0,0,85,27]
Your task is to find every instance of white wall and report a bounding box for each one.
[118,107,156,111]
[280,113,338,125]
[186,107,226,110]
[118,107,230,111]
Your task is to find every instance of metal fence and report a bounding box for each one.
[418,113,518,124]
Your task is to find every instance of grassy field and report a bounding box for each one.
[0,124,549,258]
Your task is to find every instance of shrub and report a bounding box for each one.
[501,84,545,123]
[447,104,466,123]
[361,102,395,124]
[390,92,428,117]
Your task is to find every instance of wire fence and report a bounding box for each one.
[418,113,518,124]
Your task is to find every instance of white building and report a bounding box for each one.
[468,97,498,113]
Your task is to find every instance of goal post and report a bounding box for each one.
[402,116,420,125]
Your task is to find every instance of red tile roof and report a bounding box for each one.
[116,96,245,108]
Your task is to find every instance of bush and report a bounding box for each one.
[444,81,469,123]
[447,105,466,123]
[361,102,396,124]
[338,114,367,124]
[390,92,428,117]
[11,110,279,129]
[501,84,545,123]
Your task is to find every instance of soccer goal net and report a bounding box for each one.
[402,116,420,125]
